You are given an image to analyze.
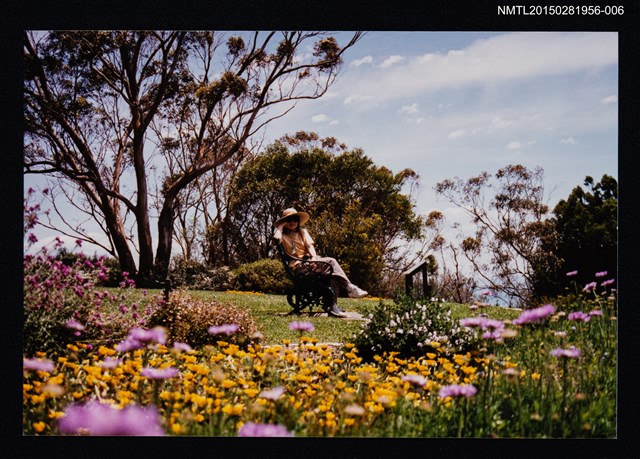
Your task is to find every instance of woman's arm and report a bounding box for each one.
[302,229,318,258]
[272,222,285,245]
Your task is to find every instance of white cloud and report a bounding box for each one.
[346,32,617,101]
[490,117,514,130]
[329,120,339,126]
[508,140,535,150]
[448,129,466,139]
[398,103,419,115]
[311,114,329,123]
[343,94,374,105]
[351,55,373,66]
[601,95,617,104]
[379,55,405,68]
[561,137,577,145]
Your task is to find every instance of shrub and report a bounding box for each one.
[232,258,292,294]
[147,290,261,348]
[352,296,477,360]
[169,257,235,291]
[23,248,164,356]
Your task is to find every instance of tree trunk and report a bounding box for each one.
[100,196,137,275]
[155,191,177,282]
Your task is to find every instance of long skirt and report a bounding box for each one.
[292,256,351,289]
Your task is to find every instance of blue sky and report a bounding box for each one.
[25,31,618,256]
[263,31,618,226]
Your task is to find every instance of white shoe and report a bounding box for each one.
[347,284,368,298]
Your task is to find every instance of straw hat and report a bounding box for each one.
[274,207,310,227]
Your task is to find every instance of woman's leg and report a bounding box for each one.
[315,256,368,298]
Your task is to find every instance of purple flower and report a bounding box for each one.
[115,338,144,353]
[401,374,427,387]
[172,342,193,352]
[65,319,85,331]
[28,233,38,244]
[589,309,603,317]
[23,358,55,373]
[208,323,240,336]
[460,317,505,335]
[568,311,590,322]
[288,321,315,333]
[58,400,165,436]
[128,327,167,345]
[141,367,180,380]
[550,347,582,359]
[482,330,504,340]
[438,384,477,399]
[513,304,556,326]
[566,270,578,277]
[601,279,615,287]
[259,386,286,401]
[595,271,608,278]
[459,317,486,328]
[583,282,598,292]
[238,422,293,437]
[99,357,122,369]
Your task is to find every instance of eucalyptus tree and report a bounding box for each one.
[435,164,560,306]
[24,30,363,284]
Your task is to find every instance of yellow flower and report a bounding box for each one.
[344,418,356,427]
[33,422,46,433]
[98,346,116,356]
[221,379,236,389]
[222,404,244,416]
[171,423,182,434]
[531,373,541,380]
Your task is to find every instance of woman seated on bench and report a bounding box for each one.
[272,207,368,317]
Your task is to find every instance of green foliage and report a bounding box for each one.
[535,175,617,298]
[23,249,164,357]
[169,256,234,291]
[232,258,292,294]
[352,296,477,361]
[218,137,426,295]
[147,290,260,348]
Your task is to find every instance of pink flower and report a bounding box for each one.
[288,321,314,333]
[566,270,578,277]
[208,324,239,336]
[595,271,608,278]
[568,311,590,322]
[401,374,427,387]
[259,386,286,401]
[24,358,55,372]
[141,367,180,380]
[65,319,85,331]
[583,282,598,292]
[238,422,293,437]
[58,401,165,436]
[513,304,556,326]
[438,384,477,399]
[550,347,581,359]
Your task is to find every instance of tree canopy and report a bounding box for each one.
[215,134,439,295]
[24,31,363,285]
[535,174,617,297]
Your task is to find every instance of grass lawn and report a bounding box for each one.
[153,289,521,345]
